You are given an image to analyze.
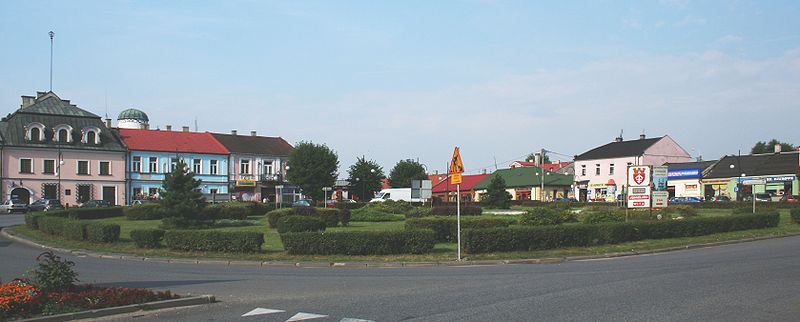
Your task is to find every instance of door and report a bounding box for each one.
[10,188,30,204]
[77,185,92,204]
[102,186,116,206]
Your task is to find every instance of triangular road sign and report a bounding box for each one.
[242,308,285,317]
[286,312,329,322]
[449,146,464,174]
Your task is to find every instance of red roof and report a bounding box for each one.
[512,161,572,172]
[117,128,229,154]
[432,174,490,192]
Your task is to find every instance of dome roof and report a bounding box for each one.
[118,108,149,122]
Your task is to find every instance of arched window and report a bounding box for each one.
[53,124,73,143]
[86,131,96,144]
[30,128,40,142]
[58,129,68,143]
[81,126,101,145]
[25,122,45,142]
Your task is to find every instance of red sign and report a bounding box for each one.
[629,194,650,201]
[633,168,647,185]
[632,201,646,207]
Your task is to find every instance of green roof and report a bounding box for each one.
[18,92,99,118]
[472,166,574,190]
[118,108,149,121]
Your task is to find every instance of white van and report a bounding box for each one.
[370,188,422,203]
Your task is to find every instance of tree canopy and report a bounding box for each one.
[346,156,385,201]
[525,152,551,164]
[481,174,512,209]
[388,159,428,188]
[286,142,339,201]
[160,159,205,226]
[751,139,795,154]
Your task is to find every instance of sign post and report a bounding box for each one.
[449,147,464,261]
[741,179,766,214]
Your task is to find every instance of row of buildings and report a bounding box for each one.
[1,91,294,206]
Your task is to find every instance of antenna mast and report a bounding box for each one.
[49,31,55,91]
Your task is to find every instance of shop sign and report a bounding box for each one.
[668,168,701,179]
[653,166,668,191]
[627,185,651,208]
[236,180,256,187]
[628,165,651,187]
[702,179,730,184]
[652,191,669,208]
[765,176,796,183]
[685,184,698,191]
[589,182,608,188]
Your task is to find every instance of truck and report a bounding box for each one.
[370,188,423,203]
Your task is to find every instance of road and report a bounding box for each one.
[1,218,799,321]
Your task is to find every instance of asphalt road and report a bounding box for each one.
[1,220,799,321]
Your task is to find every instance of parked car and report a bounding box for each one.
[28,199,64,212]
[754,193,772,202]
[710,195,731,202]
[780,195,800,202]
[670,196,702,203]
[292,199,313,207]
[0,199,28,213]
[80,200,112,208]
[554,197,579,202]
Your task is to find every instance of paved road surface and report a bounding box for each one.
[1,223,798,321]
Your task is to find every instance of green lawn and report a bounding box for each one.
[8,209,800,262]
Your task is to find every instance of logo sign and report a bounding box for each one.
[449,147,464,174]
[668,168,701,179]
[450,173,462,185]
[652,166,668,192]
[652,191,669,208]
[628,166,651,186]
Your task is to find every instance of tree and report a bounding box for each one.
[160,159,206,227]
[751,139,795,154]
[347,156,385,201]
[525,152,551,164]
[481,174,512,209]
[388,159,427,188]
[286,142,339,201]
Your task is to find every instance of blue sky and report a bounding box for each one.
[1,0,799,176]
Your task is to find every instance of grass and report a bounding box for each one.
[8,209,800,262]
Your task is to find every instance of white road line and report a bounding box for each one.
[241,308,285,317]
[286,312,329,321]
[340,318,375,322]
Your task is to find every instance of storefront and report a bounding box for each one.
[668,168,704,198]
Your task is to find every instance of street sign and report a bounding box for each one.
[450,173,462,185]
[322,187,333,191]
[741,179,767,185]
[652,166,668,191]
[652,191,669,208]
[627,165,651,187]
[449,147,464,174]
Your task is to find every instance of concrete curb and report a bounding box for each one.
[17,295,215,322]
[3,226,800,269]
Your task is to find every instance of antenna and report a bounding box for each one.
[49,31,54,91]
[194,117,198,132]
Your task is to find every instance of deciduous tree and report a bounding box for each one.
[388,159,427,188]
[286,142,339,201]
[347,156,385,201]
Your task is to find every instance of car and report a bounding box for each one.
[780,195,800,202]
[292,199,313,207]
[80,200,113,208]
[670,196,702,203]
[28,199,64,212]
[753,193,772,202]
[0,199,28,213]
[710,195,731,202]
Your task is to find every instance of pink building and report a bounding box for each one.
[0,92,127,206]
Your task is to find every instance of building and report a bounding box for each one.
[431,173,489,202]
[573,134,692,202]
[664,160,717,199]
[0,92,127,206]
[473,167,573,201]
[510,160,572,172]
[117,127,230,203]
[210,130,293,203]
[702,151,799,201]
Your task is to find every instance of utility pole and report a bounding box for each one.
[540,148,546,202]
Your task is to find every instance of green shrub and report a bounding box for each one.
[405,207,433,218]
[67,207,124,220]
[62,221,87,241]
[38,216,67,235]
[293,206,317,216]
[352,200,413,216]
[130,229,165,248]
[405,217,514,242]
[160,216,212,230]
[581,209,625,224]
[267,208,296,228]
[163,231,264,253]
[662,205,698,217]
[463,212,780,253]
[85,223,121,243]
[519,207,563,226]
[340,208,351,226]
[201,202,253,220]
[791,208,800,224]
[432,205,483,216]
[277,216,327,234]
[25,212,51,230]
[351,213,406,222]
[124,203,165,220]
[334,202,368,210]
[315,209,341,227]
[281,230,436,255]
[28,251,78,292]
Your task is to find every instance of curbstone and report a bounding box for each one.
[17,295,215,322]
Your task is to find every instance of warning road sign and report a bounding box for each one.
[451,173,462,185]
[449,147,464,174]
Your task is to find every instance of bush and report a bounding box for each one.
[62,221,87,241]
[163,231,264,253]
[432,205,483,216]
[351,213,406,222]
[334,202,368,210]
[201,202,254,220]
[25,212,52,230]
[405,217,514,242]
[315,209,341,227]
[293,206,317,216]
[581,209,626,224]
[124,204,165,220]
[340,208,351,226]
[28,251,78,292]
[352,200,413,216]
[281,230,436,255]
[277,216,327,234]
[130,229,165,248]
[662,205,699,218]
[67,207,124,220]
[160,217,212,230]
[463,212,780,253]
[519,207,563,226]
[85,223,121,243]
[38,216,67,235]
[267,208,296,228]
[791,208,800,224]
[405,207,433,218]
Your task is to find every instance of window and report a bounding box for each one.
[132,156,141,173]
[148,157,158,173]
[30,128,41,141]
[43,184,58,199]
[263,162,273,175]
[595,164,601,176]
[99,161,111,176]
[58,129,68,143]
[82,127,101,144]
[193,159,201,174]
[77,160,90,175]
[43,159,55,174]
[148,187,159,196]
[581,165,586,176]
[609,164,615,175]
[133,187,142,199]
[26,122,45,141]
[85,131,97,144]
[210,160,218,175]
[54,124,73,143]
[240,159,251,174]
[20,158,33,174]
[171,158,178,171]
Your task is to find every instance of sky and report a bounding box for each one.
[1,0,799,178]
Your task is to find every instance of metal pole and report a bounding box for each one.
[457,183,461,261]
[49,31,54,91]
[540,149,545,202]
[753,185,756,214]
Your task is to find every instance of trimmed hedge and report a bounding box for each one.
[130,229,165,248]
[163,231,264,253]
[463,212,780,253]
[276,216,326,234]
[85,223,121,243]
[334,202,368,210]
[791,208,800,224]
[124,204,165,220]
[267,207,341,228]
[67,207,124,220]
[405,207,433,218]
[581,210,625,224]
[351,213,406,222]
[519,208,563,226]
[25,212,55,230]
[267,208,296,228]
[432,205,483,216]
[281,230,436,255]
[201,202,254,220]
[63,221,87,241]
[316,209,341,227]
[405,217,515,242]
[37,216,67,235]
[340,208,351,226]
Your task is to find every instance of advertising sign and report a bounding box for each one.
[652,166,668,192]
[667,168,701,179]
[652,191,669,208]
[628,166,651,187]
[627,185,651,208]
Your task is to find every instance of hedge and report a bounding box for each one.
[124,204,165,220]
[463,212,780,253]
[62,221,87,241]
[276,216,327,234]
[163,231,264,253]
[67,207,124,220]
[519,208,564,226]
[267,208,342,228]
[431,205,483,216]
[281,230,436,255]
[340,208,351,226]
[405,217,515,242]
[791,208,800,224]
[581,210,625,224]
[351,213,406,222]
[267,208,296,228]
[37,216,67,236]
[201,202,256,220]
[316,209,341,227]
[85,223,121,243]
[334,202,368,210]
[130,229,165,248]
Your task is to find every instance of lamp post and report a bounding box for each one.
[56,147,63,204]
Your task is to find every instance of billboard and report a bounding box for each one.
[628,165,651,187]
[652,166,668,192]
[627,185,651,208]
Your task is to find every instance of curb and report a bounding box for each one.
[17,295,215,322]
[3,226,800,269]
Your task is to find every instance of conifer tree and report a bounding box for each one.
[481,174,512,209]
[160,159,206,227]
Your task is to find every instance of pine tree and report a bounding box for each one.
[481,174,512,209]
[160,159,206,228]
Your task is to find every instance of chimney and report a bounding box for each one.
[105,118,112,128]
[482,169,487,174]
[250,130,257,136]
[639,134,646,140]
[615,137,623,142]
[21,96,35,108]
[774,144,781,154]
[165,125,172,131]
[182,126,190,132]
[231,130,238,135]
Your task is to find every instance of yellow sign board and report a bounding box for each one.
[451,173,462,185]
[449,147,464,174]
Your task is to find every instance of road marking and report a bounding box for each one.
[286,312,328,321]
[242,308,285,317]
[340,318,375,322]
